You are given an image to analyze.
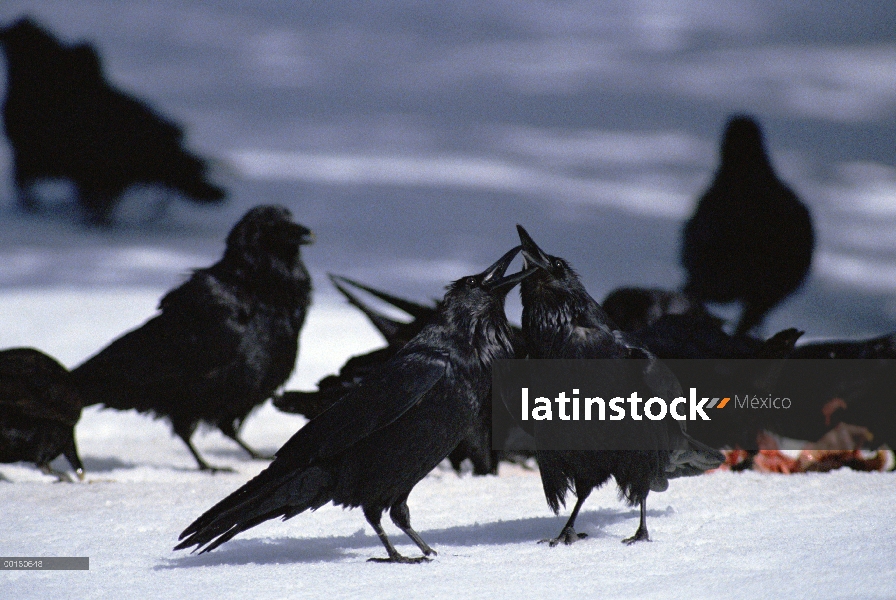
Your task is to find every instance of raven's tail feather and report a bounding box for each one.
[175,465,331,553]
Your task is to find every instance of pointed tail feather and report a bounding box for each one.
[175,465,331,553]
[328,274,406,343]
[328,275,436,321]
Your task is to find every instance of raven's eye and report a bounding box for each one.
[465,277,478,287]
[552,259,564,269]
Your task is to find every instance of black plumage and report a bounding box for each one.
[0,17,225,225]
[273,274,437,421]
[681,115,814,335]
[515,225,723,545]
[175,247,528,562]
[0,347,84,482]
[601,287,706,334]
[71,205,313,471]
[275,274,508,476]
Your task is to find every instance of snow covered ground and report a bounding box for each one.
[1,1,896,598]
[2,289,895,598]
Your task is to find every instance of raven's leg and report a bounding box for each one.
[62,434,85,481]
[364,506,431,564]
[38,463,73,483]
[173,424,233,473]
[390,499,437,557]
[622,497,651,545]
[219,422,273,460]
[540,489,591,547]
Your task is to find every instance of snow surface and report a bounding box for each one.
[1,1,896,598]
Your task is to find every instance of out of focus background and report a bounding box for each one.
[2,4,896,598]
[1,1,895,364]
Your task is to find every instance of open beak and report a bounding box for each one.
[481,245,533,295]
[516,225,552,270]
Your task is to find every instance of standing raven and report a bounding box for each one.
[0,347,84,482]
[274,274,524,475]
[681,115,814,335]
[175,247,529,562]
[0,17,225,225]
[515,225,723,545]
[71,205,313,471]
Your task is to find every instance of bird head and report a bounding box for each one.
[441,246,531,323]
[720,114,770,173]
[516,224,588,297]
[226,204,313,259]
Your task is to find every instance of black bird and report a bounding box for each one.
[681,115,814,335]
[71,205,313,471]
[274,274,524,475]
[601,287,707,335]
[175,247,529,561]
[0,17,225,225]
[273,275,438,421]
[0,348,84,482]
[515,225,723,545]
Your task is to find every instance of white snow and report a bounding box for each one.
[1,1,895,597]
[2,291,895,599]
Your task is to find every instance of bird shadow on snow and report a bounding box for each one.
[156,506,673,568]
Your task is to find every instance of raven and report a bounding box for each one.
[273,274,438,421]
[515,225,723,545]
[681,115,814,335]
[71,205,313,471]
[0,348,84,482]
[175,247,529,562]
[274,274,522,475]
[0,17,225,225]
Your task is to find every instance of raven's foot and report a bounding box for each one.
[622,526,650,545]
[367,554,433,564]
[539,527,587,547]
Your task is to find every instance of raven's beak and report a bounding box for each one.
[482,246,532,295]
[516,225,552,270]
[286,223,315,245]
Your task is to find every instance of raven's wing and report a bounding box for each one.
[179,347,449,537]
[71,273,249,410]
[0,348,82,425]
[274,349,449,467]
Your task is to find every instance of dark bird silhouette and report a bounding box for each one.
[175,248,529,562]
[273,275,437,421]
[0,348,84,482]
[275,274,510,476]
[71,205,313,471]
[681,115,814,335]
[0,17,225,225]
[601,287,707,335]
[515,225,723,545]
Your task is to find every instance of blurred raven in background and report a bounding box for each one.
[176,247,529,562]
[681,115,814,335]
[71,205,313,471]
[514,225,723,545]
[0,17,225,225]
[0,347,84,482]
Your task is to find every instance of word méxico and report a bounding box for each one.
[520,388,718,421]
